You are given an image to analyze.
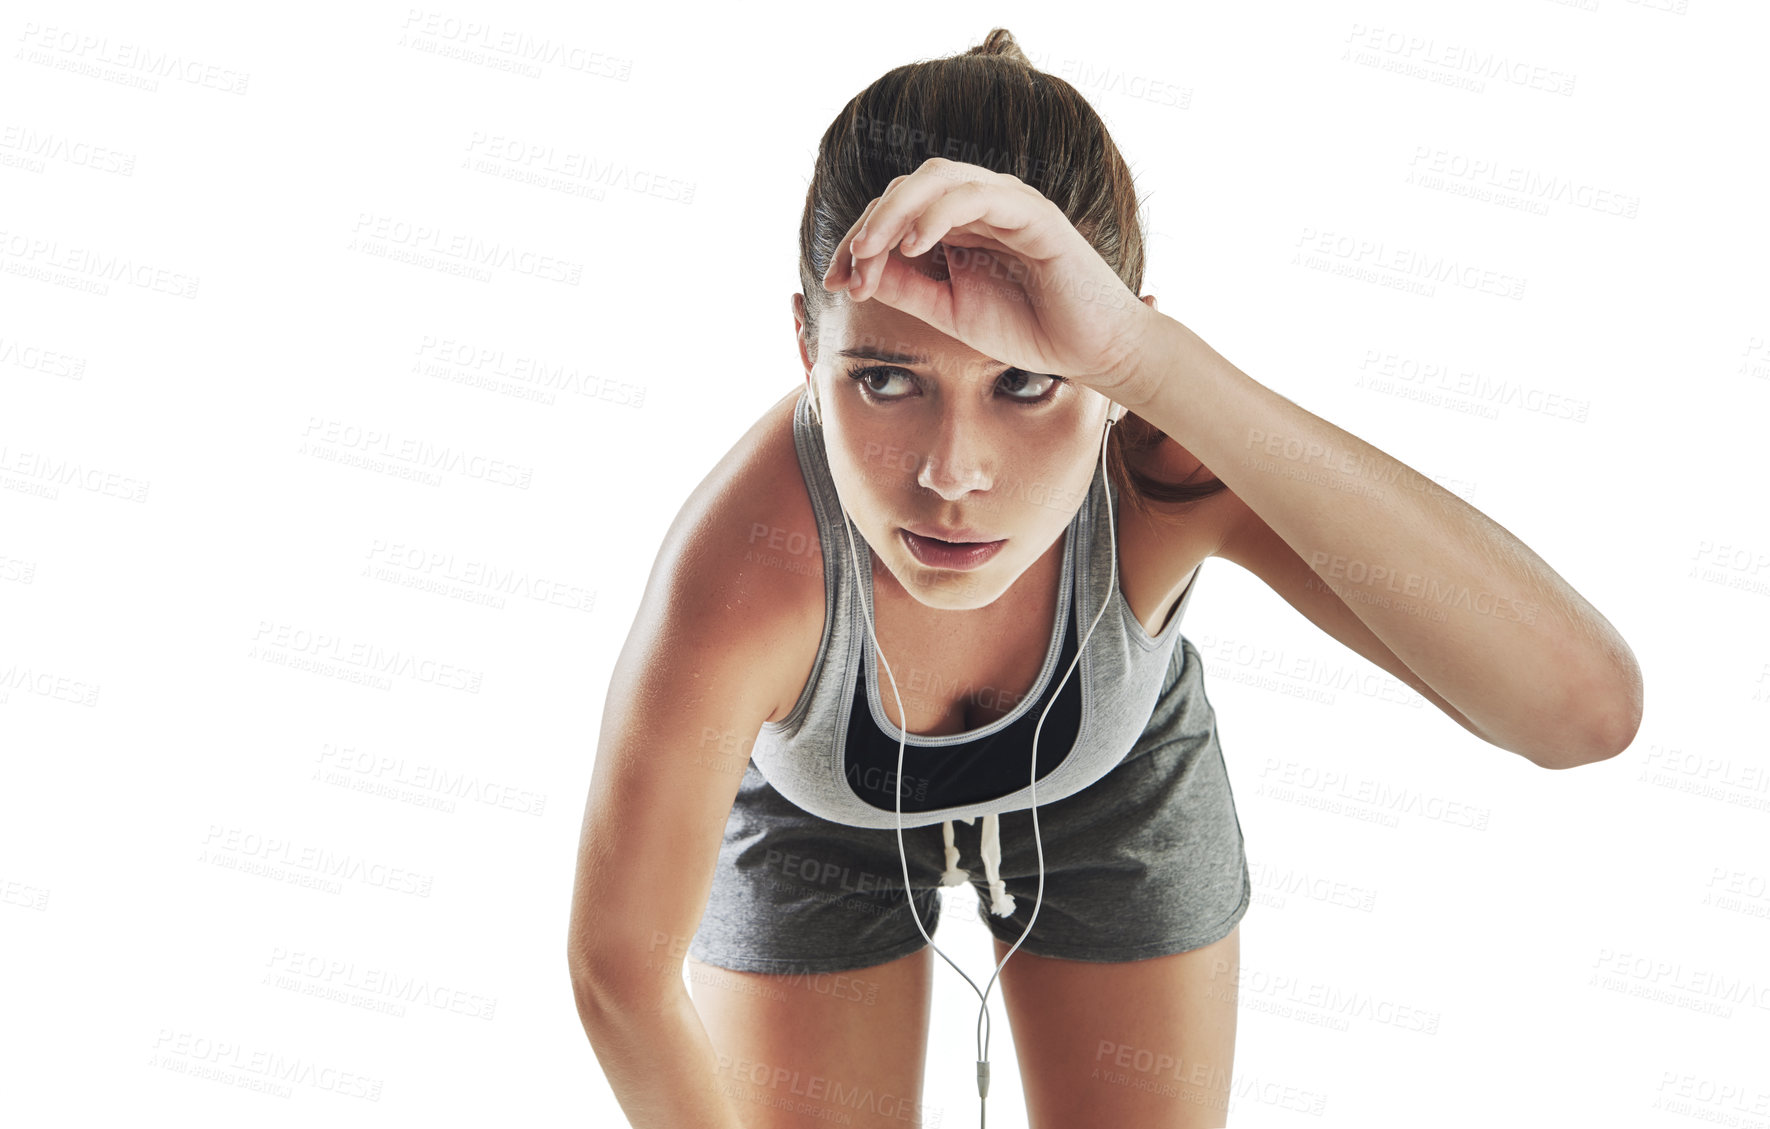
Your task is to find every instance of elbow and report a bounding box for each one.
[1529,661,1644,771]
[568,942,675,1022]
[1530,737,1626,771]
[568,950,596,1014]
[568,938,615,1018]
[569,956,624,1029]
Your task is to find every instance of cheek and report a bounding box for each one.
[838,439,911,493]
[1010,447,1091,496]
[824,448,900,521]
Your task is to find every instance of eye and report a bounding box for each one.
[844,366,1068,405]
[997,370,1064,402]
[847,366,917,400]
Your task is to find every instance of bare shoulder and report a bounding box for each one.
[649,388,823,725]
[1113,433,1239,633]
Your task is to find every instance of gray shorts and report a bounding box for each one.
[688,640,1250,975]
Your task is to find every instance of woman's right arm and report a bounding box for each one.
[567,457,809,1128]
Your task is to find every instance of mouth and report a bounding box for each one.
[903,522,998,543]
[899,528,1007,571]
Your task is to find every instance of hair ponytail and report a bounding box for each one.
[965,27,1032,66]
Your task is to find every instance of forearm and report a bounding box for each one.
[575,976,746,1129]
[1118,312,1639,762]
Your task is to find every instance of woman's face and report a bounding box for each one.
[794,255,1113,612]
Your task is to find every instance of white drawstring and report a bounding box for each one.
[938,816,1017,917]
[979,813,1015,916]
[940,818,969,885]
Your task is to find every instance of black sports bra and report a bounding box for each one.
[843,598,1083,813]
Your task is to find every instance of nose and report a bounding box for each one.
[915,409,992,500]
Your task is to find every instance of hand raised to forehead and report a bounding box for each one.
[822,157,1157,402]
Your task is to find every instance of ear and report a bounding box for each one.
[791,293,814,379]
[1141,294,1158,312]
[792,293,823,422]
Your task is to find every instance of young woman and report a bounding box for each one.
[569,29,1643,1129]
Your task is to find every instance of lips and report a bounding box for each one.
[899,529,1007,571]
[903,524,999,545]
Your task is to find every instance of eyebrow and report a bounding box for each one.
[836,346,1028,373]
[836,346,931,365]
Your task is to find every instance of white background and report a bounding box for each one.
[3,1,1767,1126]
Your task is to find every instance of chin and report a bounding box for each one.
[887,555,1013,611]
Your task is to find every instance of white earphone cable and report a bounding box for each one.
[827,392,1122,1128]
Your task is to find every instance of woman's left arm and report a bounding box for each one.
[819,155,1641,768]
[1115,312,1644,770]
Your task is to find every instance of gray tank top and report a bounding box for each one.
[750,389,1203,832]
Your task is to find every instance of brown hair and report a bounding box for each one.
[797,27,1227,523]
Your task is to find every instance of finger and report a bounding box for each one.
[893,180,1039,262]
[824,196,885,291]
[902,189,1076,306]
[854,233,951,305]
[849,163,1007,300]
[856,193,1045,307]
[852,239,884,303]
[851,179,941,296]
[857,173,911,248]
[852,209,1021,305]
[851,158,995,264]
[850,163,1039,303]
[824,196,880,291]
[855,234,1010,311]
[854,236,894,304]
[862,247,955,333]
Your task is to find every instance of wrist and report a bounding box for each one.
[1092,305,1171,412]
